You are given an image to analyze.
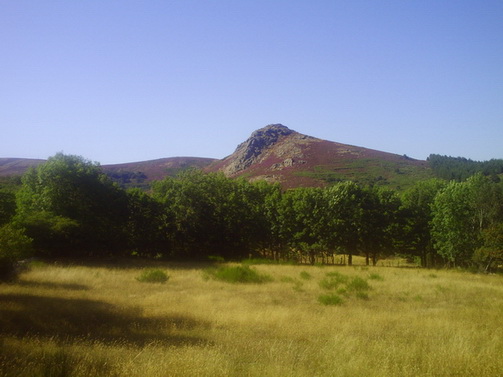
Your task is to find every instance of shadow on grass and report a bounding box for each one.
[16,280,90,291]
[0,293,209,347]
[41,257,217,271]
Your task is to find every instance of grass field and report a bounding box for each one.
[1,259,502,377]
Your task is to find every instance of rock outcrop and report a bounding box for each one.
[222,124,296,175]
[222,124,317,176]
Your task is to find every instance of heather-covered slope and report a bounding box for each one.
[0,157,216,190]
[102,157,216,186]
[206,124,432,189]
[0,158,45,177]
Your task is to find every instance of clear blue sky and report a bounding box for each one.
[1,0,502,164]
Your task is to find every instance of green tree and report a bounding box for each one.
[361,187,402,266]
[400,179,446,267]
[324,182,366,266]
[277,187,327,264]
[473,223,503,272]
[126,188,168,257]
[0,190,16,226]
[153,170,273,259]
[431,181,479,266]
[430,174,502,267]
[15,153,129,257]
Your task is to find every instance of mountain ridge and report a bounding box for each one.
[1,124,432,189]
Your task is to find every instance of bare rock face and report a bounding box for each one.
[223,124,295,175]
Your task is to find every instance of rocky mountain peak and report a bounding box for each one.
[223,124,295,175]
[245,124,294,156]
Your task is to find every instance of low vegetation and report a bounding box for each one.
[136,269,169,283]
[1,261,502,377]
[203,265,273,284]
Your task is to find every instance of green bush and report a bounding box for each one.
[0,224,33,280]
[346,276,371,292]
[318,293,344,306]
[317,272,372,304]
[299,271,312,280]
[136,269,169,283]
[368,273,384,281]
[319,271,349,289]
[204,265,272,284]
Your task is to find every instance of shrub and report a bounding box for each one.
[346,276,371,292]
[368,273,384,281]
[318,293,344,306]
[317,272,372,304]
[299,271,312,280]
[319,271,349,289]
[0,224,33,280]
[136,269,169,283]
[204,265,272,284]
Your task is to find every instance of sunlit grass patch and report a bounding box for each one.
[1,262,502,377]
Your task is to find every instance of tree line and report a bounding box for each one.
[1,153,502,277]
[428,154,503,182]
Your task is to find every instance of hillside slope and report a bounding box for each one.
[0,157,216,186]
[0,158,46,177]
[102,157,216,186]
[206,124,432,189]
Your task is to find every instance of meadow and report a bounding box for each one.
[1,259,502,377]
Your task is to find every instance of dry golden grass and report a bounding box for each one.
[1,260,502,377]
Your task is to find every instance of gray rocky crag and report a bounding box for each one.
[223,124,294,175]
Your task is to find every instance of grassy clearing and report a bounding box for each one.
[1,261,502,376]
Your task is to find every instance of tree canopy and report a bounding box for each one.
[2,153,502,272]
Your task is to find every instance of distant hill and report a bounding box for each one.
[0,158,46,177]
[206,124,432,189]
[1,124,435,190]
[0,157,216,188]
[102,157,216,187]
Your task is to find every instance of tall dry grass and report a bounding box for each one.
[1,260,502,376]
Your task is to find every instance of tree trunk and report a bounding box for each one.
[485,256,494,273]
[372,253,377,266]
